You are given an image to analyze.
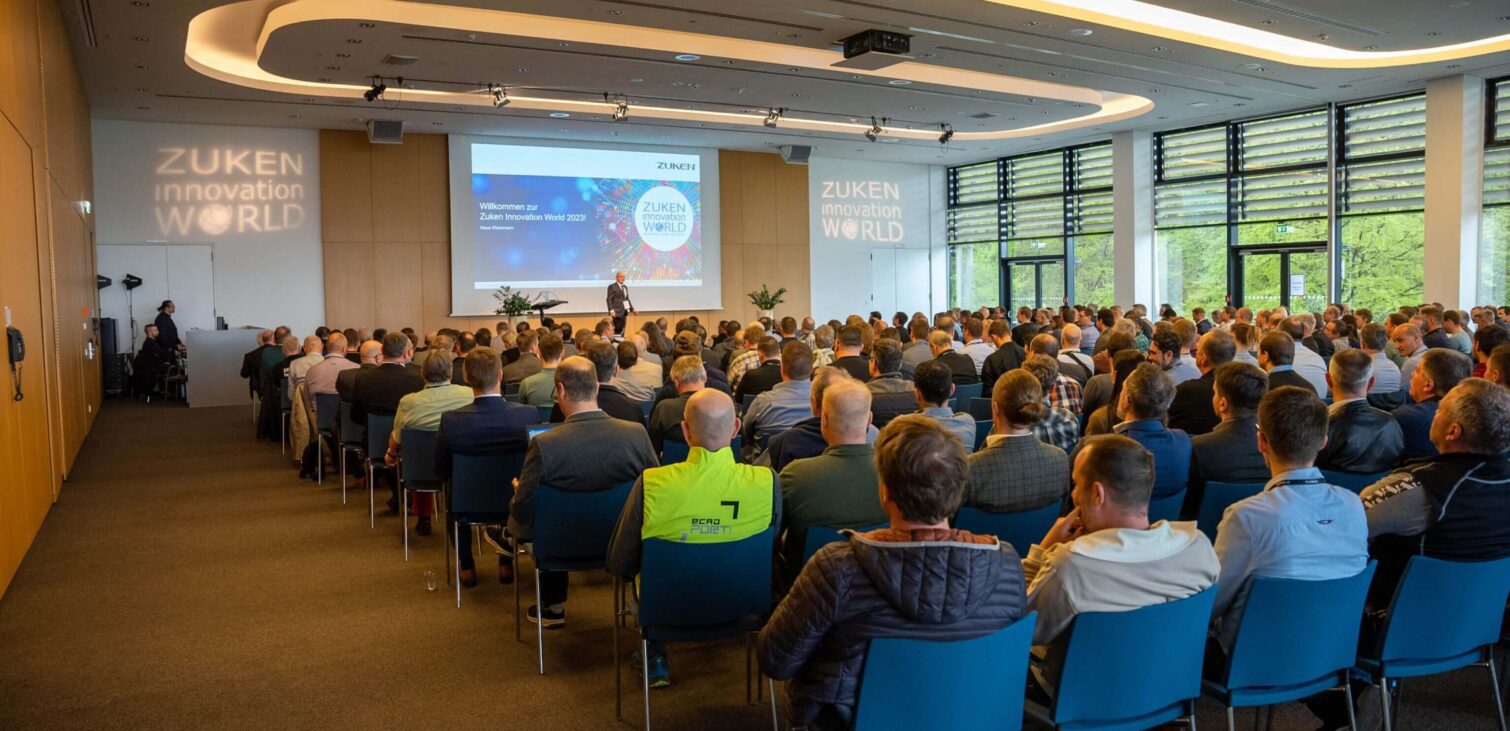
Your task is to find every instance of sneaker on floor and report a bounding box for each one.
[631,650,671,688]
[1352,684,1385,731]
[482,526,513,557]
[527,604,566,629]
[415,517,432,536]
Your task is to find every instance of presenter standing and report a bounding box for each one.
[607,271,635,336]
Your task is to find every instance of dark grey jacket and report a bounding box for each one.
[757,529,1027,726]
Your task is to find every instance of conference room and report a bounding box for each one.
[3,0,1510,729]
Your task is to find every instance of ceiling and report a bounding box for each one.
[64,0,1510,164]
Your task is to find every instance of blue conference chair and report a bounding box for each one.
[1027,587,1216,731]
[1205,564,1378,731]
[967,397,994,421]
[973,420,992,451]
[637,399,654,423]
[617,527,778,730]
[800,522,888,565]
[364,414,395,529]
[314,392,340,486]
[954,503,1061,555]
[445,452,524,608]
[1321,470,1389,494]
[1148,490,1187,524]
[954,382,983,403]
[514,481,634,674]
[337,401,365,505]
[660,437,741,465]
[1355,555,1510,731]
[279,373,293,455]
[504,381,520,397]
[853,613,1038,731]
[1196,482,1267,540]
[398,429,443,561]
[535,405,553,423]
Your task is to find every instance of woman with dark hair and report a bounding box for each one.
[1084,349,1146,436]
[640,320,673,360]
[154,300,182,353]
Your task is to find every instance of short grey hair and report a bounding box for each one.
[422,350,453,383]
[1328,348,1373,394]
[670,355,706,385]
[813,325,835,350]
[1442,378,1510,454]
[1121,362,1175,419]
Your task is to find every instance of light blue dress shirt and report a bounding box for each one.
[744,380,813,446]
[921,406,977,454]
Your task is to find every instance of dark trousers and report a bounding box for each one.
[455,526,510,572]
[613,313,627,336]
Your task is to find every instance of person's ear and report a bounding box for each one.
[731,416,743,441]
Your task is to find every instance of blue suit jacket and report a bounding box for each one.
[1116,419,1193,499]
[1392,397,1441,461]
[434,396,537,480]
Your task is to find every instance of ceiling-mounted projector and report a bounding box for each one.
[833,29,912,70]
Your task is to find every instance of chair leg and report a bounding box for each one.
[1488,646,1508,731]
[767,677,778,731]
[367,462,375,529]
[1189,699,1198,731]
[614,589,622,721]
[642,638,652,731]
[745,633,753,704]
[1261,701,1270,731]
[1344,677,1358,731]
[1379,676,1392,731]
[1225,706,1235,731]
[340,448,347,504]
[535,567,546,675]
[402,485,409,561]
[512,538,522,642]
[454,522,462,609]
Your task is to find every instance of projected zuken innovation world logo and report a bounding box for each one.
[153,147,308,237]
[819,180,903,243]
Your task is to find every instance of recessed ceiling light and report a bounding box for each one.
[1362,45,1378,50]
[1238,62,1263,70]
[326,65,340,70]
[557,42,570,47]
[516,67,528,73]
[130,1,148,6]
[346,38,362,44]
[1338,83,1352,88]
[133,36,149,42]
[1068,28,1093,36]
[135,87,148,92]
[1151,46,1168,52]
[290,114,301,119]
[1447,64,1461,68]
[888,79,912,85]
[788,67,800,72]
[549,112,570,118]
[722,60,736,65]
[335,52,350,58]
[607,9,623,15]
[358,22,375,28]
[137,106,150,110]
[1234,103,1246,107]
[317,78,330,82]
[1022,20,1040,27]
[629,77,643,83]
[1425,31,1442,37]
[1259,19,1277,25]
[1189,101,1210,107]
[432,121,443,125]
[790,93,801,97]
[674,53,700,61]
[134,64,147,70]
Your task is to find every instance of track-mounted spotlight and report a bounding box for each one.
[489,84,509,107]
[938,124,954,145]
[612,98,629,122]
[363,77,386,102]
[763,107,783,128]
[864,117,884,142]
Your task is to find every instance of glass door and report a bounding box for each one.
[1005,259,1067,311]
[1235,247,1328,312]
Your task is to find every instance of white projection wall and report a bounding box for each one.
[447,135,721,316]
[807,157,946,322]
[92,120,323,335]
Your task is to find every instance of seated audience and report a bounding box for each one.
[829,326,871,382]
[1488,343,1510,387]
[648,356,707,453]
[758,416,1026,730]
[1471,324,1509,379]
[1149,329,1200,388]
[500,330,542,384]
[965,370,1070,516]
[1230,323,1260,367]
[1082,331,1136,417]
[923,330,980,386]
[1258,331,1317,396]
[960,317,995,375]
[1022,356,1080,454]
[384,352,473,536]
[609,389,782,688]
[734,336,784,404]
[1056,324,1093,386]
[980,319,1027,393]
[1024,434,1219,693]
[1441,309,1472,355]
[1277,318,1328,396]
[1099,363,1190,500]
[1418,305,1449,350]
[1187,363,1270,518]
[899,319,934,379]
[1358,323,1402,395]
[1084,349,1146,437]
[287,335,325,391]
[351,332,426,511]
[610,339,663,402]
[913,360,976,452]
[1317,349,1405,474]
[517,333,563,407]
[1392,348,1473,461]
[303,332,357,410]
[1363,378,1510,606]
[1168,329,1237,436]
[764,367,879,473]
[239,329,275,401]
[549,340,644,425]
[1028,335,1083,414]
[743,341,816,448]
[1370,323,1426,411]
[336,339,381,401]
[726,323,767,389]
[1210,386,1368,652]
[775,379,886,584]
[508,357,659,626]
[809,325,835,369]
[864,338,913,427]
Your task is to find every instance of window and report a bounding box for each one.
[1481,78,1510,305]
[1338,94,1426,312]
[945,143,1113,309]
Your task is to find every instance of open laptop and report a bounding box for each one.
[526,423,559,442]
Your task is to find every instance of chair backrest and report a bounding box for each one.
[314,392,340,432]
[973,420,991,450]
[449,452,525,519]
[740,393,756,412]
[1053,587,1217,727]
[1376,555,1510,666]
[280,379,292,409]
[504,381,520,396]
[1147,490,1187,523]
[967,396,994,421]
[1196,481,1267,540]
[1320,470,1389,494]
[533,481,635,570]
[954,382,983,402]
[637,399,654,421]
[1224,563,1377,691]
[954,504,1061,554]
[535,405,553,423]
[800,523,887,564]
[339,401,365,447]
[639,526,775,628]
[399,428,441,485]
[853,612,1038,731]
[661,438,741,465]
[365,414,395,458]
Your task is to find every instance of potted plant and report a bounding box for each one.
[747,284,787,320]
[493,285,534,327]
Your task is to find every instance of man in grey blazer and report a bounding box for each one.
[508,356,659,627]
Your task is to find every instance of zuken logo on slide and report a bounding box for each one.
[153,147,308,237]
[634,185,693,252]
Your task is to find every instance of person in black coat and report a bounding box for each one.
[1317,349,1405,474]
[979,320,1026,394]
[1185,362,1271,518]
[240,329,274,398]
[1168,329,1237,437]
[922,331,980,386]
[549,340,646,426]
[350,333,425,426]
[132,324,176,396]
[154,300,181,353]
[1258,331,1317,395]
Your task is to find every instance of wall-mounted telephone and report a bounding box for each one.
[7,325,23,402]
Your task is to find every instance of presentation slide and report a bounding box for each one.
[448,136,721,316]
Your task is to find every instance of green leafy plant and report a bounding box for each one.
[747,284,787,311]
[493,286,534,317]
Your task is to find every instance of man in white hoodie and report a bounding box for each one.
[1022,433,1220,693]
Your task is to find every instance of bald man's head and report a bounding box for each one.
[358,339,382,364]
[684,388,737,451]
[325,333,348,355]
[821,379,873,446]
[302,335,323,354]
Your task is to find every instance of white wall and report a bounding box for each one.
[91,120,324,335]
[807,157,945,322]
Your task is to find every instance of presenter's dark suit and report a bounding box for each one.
[607,282,631,335]
[434,395,538,572]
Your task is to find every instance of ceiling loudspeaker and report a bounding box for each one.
[366,119,405,144]
[779,145,812,165]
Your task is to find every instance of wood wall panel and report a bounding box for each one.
[317,142,811,342]
[0,0,98,599]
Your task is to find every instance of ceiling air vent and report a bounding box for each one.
[383,54,420,66]
[967,112,999,120]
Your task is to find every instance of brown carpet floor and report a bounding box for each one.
[0,399,1503,729]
